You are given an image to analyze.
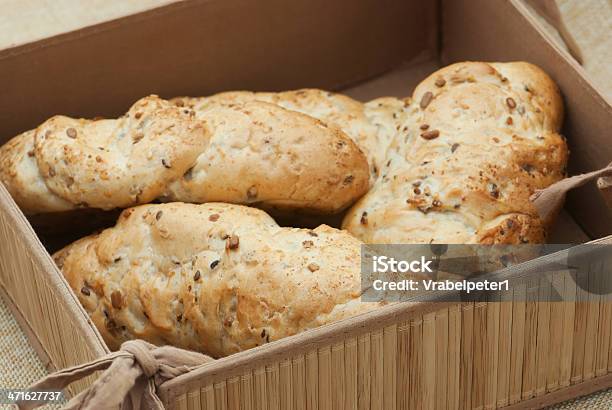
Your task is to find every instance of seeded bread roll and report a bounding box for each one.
[164,98,369,213]
[53,202,378,357]
[343,62,568,244]
[0,97,209,214]
[174,90,407,182]
[0,95,369,215]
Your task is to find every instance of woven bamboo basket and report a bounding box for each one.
[0,0,611,409]
[154,242,612,410]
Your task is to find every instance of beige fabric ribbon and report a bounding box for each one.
[15,340,213,410]
[598,174,612,209]
[530,162,612,221]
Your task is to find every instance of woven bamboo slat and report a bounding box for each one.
[435,308,449,410]
[522,278,539,401]
[597,287,612,377]
[535,277,551,397]
[162,270,612,410]
[485,296,500,409]
[0,186,107,396]
[460,303,474,409]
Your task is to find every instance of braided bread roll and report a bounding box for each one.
[174,89,407,182]
[0,97,208,214]
[0,95,369,215]
[343,62,568,244]
[53,202,377,357]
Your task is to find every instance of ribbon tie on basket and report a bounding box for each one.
[530,162,612,222]
[15,340,213,410]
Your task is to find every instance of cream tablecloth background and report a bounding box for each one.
[0,0,610,409]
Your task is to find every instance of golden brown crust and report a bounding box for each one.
[0,130,75,214]
[54,203,378,357]
[165,99,369,213]
[1,95,370,215]
[343,62,568,244]
[175,89,405,182]
[35,97,209,210]
[1,96,207,213]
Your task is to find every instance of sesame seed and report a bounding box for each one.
[247,186,258,199]
[435,77,446,87]
[420,130,440,140]
[226,235,240,250]
[210,260,219,269]
[132,132,144,144]
[489,183,500,198]
[209,213,220,222]
[360,212,368,225]
[80,287,91,296]
[506,97,517,109]
[66,128,77,139]
[420,92,434,109]
[111,290,123,309]
[308,263,320,272]
[522,164,534,173]
[193,270,201,281]
[105,319,117,331]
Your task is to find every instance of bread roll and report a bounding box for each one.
[0,95,369,215]
[343,62,568,244]
[174,89,407,182]
[164,97,369,213]
[53,202,378,357]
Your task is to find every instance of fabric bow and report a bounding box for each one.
[530,162,612,222]
[15,340,213,410]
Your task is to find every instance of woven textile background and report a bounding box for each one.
[0,296,61,409]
